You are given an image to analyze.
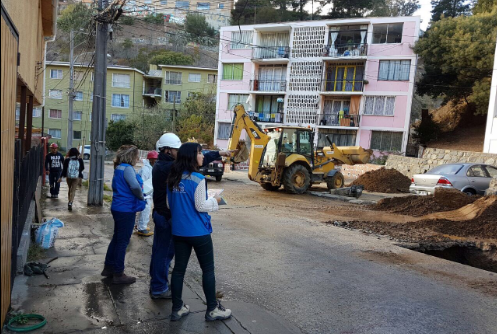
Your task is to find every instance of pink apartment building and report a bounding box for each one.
[214,16,421,153]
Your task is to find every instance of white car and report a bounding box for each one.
[79,145,109,160]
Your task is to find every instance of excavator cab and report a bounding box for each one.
[262,127,314,168]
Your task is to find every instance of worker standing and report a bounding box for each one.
[149,133,235,299]
[136,151,158,237]
[45,143,64,198]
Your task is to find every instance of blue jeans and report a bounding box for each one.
[150,212,175,294]
[49,171,62,195]
[105,210,136,273]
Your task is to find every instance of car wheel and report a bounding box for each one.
[215,175,222,182]
[463,189,476,196]
[83,154,90,160]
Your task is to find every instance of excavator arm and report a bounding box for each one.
[228,104,270,181]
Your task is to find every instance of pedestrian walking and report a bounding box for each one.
[102,145,146,284]
[136,151,158,237]
[149,133,234,300]
[59,147,84,211]
[45,143,64,198]
[166,142,232,322]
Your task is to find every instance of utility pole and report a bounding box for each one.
[88,0,110,206]
[67,30,75,149]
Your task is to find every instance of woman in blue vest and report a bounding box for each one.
[102,145,146,284]
[167,142,232,322]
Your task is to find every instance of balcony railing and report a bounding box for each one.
[165,79,182,85]
[250,79,287,92]
[322,43,368,58]
[248,111,284,123]
[322,80,364,92]
[252,46,290,60]
[143,87,162,96]
[318,114,360,127]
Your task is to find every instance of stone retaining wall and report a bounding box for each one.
[385,148,497,178]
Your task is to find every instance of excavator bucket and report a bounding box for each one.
[232,141,250,163]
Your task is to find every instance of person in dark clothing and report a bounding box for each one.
[45,143,64,198]
[149,133,235,299]
[59,147,84,211]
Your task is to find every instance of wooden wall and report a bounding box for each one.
[1,9,19,325]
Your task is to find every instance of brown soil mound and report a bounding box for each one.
[422,195,497,222]
[351,168,411,193]
[372,188,477,216]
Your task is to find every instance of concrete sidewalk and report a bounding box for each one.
[8,181,300,333]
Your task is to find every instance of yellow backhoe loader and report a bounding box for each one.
[228,104,371,194]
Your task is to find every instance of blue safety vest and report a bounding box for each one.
[111,163,144,212]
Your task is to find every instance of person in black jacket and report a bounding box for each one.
[149,133,235,299]
[45,143,64,198]
[59,147,84,211]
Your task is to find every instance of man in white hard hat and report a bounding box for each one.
[149,133,235,299]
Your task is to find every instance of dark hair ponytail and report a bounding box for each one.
[167,142,202,191]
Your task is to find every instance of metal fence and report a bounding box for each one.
[11,140,44,287]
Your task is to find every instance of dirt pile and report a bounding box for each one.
[351,168,411,193]
[372,188,477,216]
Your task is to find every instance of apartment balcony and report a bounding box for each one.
[321,79,364,95]
[322,43,368,59]
[143,86,162,98]
[248,110,284,123]
[250,79,287,93]
[252,46,290,64]
[317,114,360,128]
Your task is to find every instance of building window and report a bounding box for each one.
[73,111,83,120]
[112,74,131,88]
[74,91,83,101]
[160,0,167,4]
[175,1,189,9]
[188,73,201,82]
[228,94,250,110]
[111,114,127,122]
[48,129,62,139]
[317,129,357,148]
[217,123,231,139]
[372,23,403,44]
[49,109,62,119]
[73,131,82,140]
[222,63,244,80]
[165,91,181,103]
[49,89,63,99]
[370,131,403,152]
[165,71,182,84]
[197,2,209,10]
[364,96,395,116]
[218,3,224,9]
[252,95,284,122]
[231,31,253,49]
[50,69,63,79]
[33,107,42,118]
[378,60,410,81]
[208,74,217,83]
[112,94,130,108]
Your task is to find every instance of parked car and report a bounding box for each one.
[78,145,109,160]
[199,150,224,182]
[410,163,497,196]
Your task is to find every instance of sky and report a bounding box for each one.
[414,0,433,31]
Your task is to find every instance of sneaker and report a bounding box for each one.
[137,229,154,237]
[150,289,172,299]
[50,194,54,198]
[68,202,72,211]
[171,304,190,321]
[101,265,114,277]
[205,302,232,322]
[111,272,136,285]
[54,194,58,199]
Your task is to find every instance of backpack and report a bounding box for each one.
[67,159,80,179]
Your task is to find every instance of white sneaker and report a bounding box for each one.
[170,304,190,321]
[205,302,232,321]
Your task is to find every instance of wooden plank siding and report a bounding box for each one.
[1,7,19,325]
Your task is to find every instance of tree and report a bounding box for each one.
[149,50,194,66]
[128,109,172,150]
[143,13,164,25]
[320,0,375,18]
[473,0,497,15]
[370,0,421,17]
[231,0,307,24]
[120,15,135,25]
[184,13,216,41]
[414,9,497,115]
[176,92,216,145]
[431,0,472,22]
[106,120,135,151]
[57,3,94,33]
[121,38,133,60]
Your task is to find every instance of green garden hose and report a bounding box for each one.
[6,314,46,332]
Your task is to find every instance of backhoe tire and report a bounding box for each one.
[261,183,280,191]
[283,164,311,194]
[326,172,345,190]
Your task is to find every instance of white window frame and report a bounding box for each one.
[49,89,63,99]
[188,73,201,83]
[228,94,250,110]
[33,107,42,118]
[197,2,209,10]
[74,91,83,101]
[48,129,62,139]
[217,122,231,140]
[207,74,217,83]
[372,23,403,44]
[378,60,411,81]
[218,3,224,9]
[165,90,181,103]
[50,69,63,79]
[112,94,130,108]
[363,96,395,116]
[73,111,83,121]
[111,114,127,122]
[112,73,131,88]
[370,131,403,152]
[231,31,253,49]
[49,109,62,119]
[165,71,182,85]
[175,1,189,9]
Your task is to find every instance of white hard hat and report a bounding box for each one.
[157,133,181,150]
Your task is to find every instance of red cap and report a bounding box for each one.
[147,151,158,159]
[50,143,58,148]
